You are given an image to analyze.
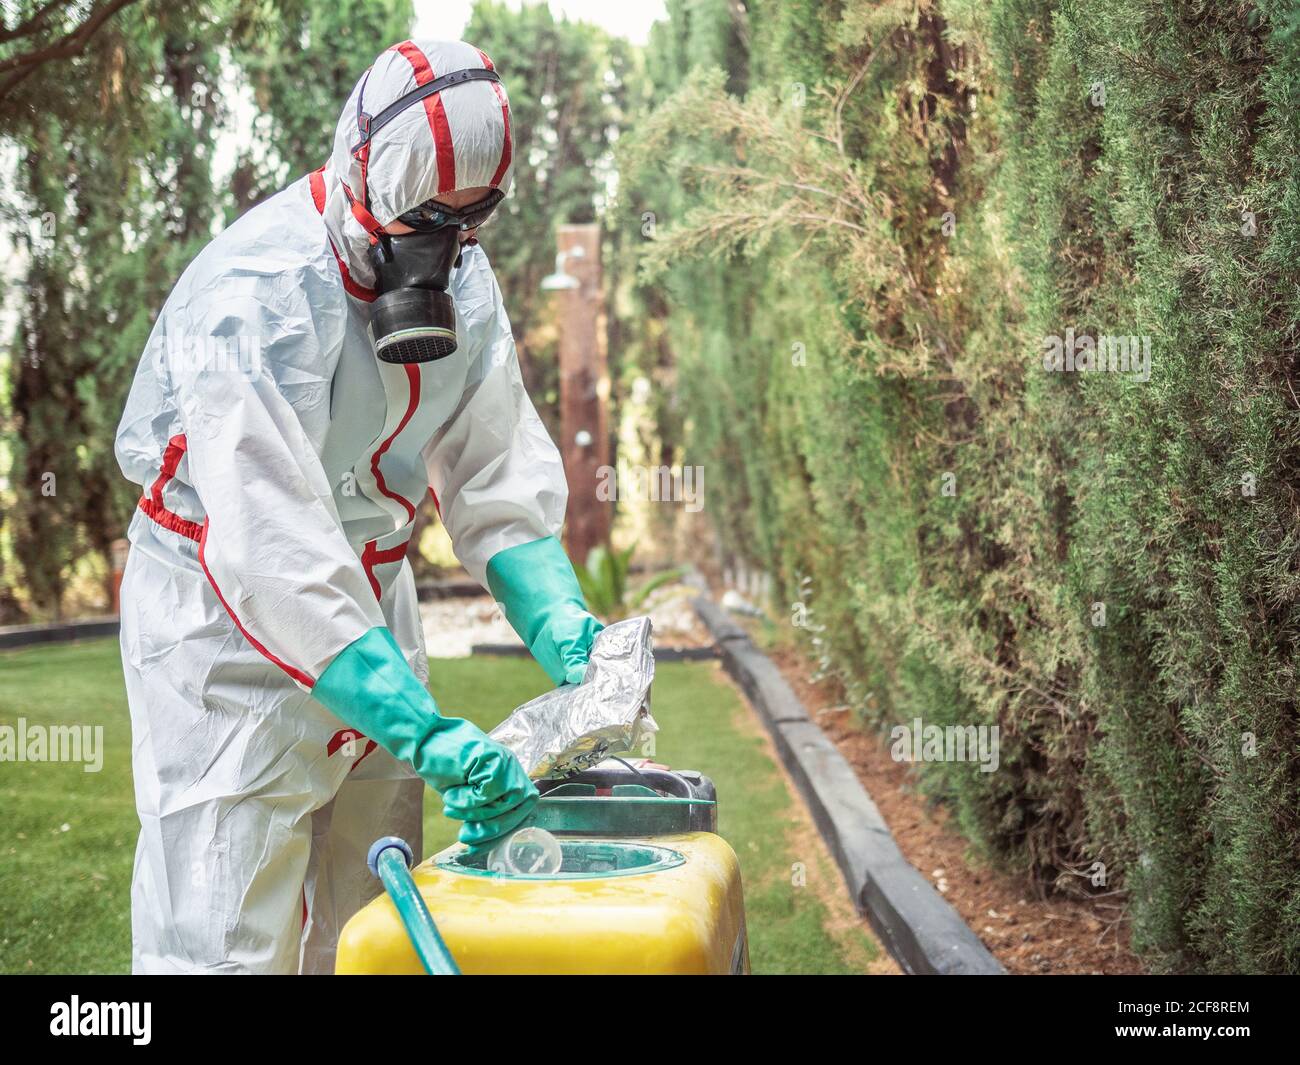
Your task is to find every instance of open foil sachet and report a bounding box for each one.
[490,615,658,779]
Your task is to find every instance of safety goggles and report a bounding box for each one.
[395,188,505,233]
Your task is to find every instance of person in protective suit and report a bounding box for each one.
[114,38,602,974]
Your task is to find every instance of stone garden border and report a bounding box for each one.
[692,596,1005,976]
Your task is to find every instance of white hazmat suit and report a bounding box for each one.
[115,39,569,974]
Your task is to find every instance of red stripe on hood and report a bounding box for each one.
[390,41,457,195]
[476,49,512,188]
[309,167,377,302]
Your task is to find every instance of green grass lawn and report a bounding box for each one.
[0,638,882,974]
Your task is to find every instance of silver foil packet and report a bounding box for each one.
[490,615,658,779]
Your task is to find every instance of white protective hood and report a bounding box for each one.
[319,38,514,289]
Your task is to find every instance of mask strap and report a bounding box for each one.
[352,67,501,154]
[341,181,384,242]
[346,68,383,237]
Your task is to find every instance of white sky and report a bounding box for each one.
[413,0,666,45]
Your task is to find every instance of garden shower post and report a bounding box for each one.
[552,223,611,565]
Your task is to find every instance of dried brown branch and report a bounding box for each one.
[832,32,897,154]
[0,0,140,105]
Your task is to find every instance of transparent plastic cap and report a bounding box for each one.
[485,826,563,876]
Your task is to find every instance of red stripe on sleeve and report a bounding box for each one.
[198,519,317,689]
[138,434,203,542]
[361,539,412,600]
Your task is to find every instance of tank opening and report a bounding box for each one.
[438,839,686,880]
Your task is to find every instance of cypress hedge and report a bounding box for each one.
[622,0,1300,971]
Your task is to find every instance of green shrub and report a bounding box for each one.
[620,0,1300,972]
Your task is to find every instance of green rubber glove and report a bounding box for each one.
[314,627,537,848]
[486,535,604,687]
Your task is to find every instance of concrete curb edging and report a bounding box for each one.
[0,617,121,650]
[692,596,1005,976]
[416,578,489,601]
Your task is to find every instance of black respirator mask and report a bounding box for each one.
[350,66,506,364]
[367,188,503,363]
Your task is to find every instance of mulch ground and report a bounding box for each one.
[765,644,1144,975]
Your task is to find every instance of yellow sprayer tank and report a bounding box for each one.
[336,767,748,975]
